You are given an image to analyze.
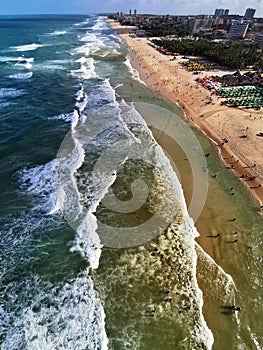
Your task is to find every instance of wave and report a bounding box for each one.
[79,33,106,48]
[109,33,122,43]
[85,79,118,111]
[44,80,133,271]
[0,56,33,63]
[74,44,90,56]
[75,84,88,116]
[32,58,72,72]
[9,43,43,52]
[72,56,97,80]
[0,88,25,99]
[48,85,88,127]
[18,160,59,214]
[74,18,90,27]
[0,101,13,108]
[0,274,108,350]
[46,30,67,36]
[90,48,121,59]
[8,72,33,80]
[48,110,78,125]
[81,95,215,348]
[0,56,34,69]
[0,201,108,348]
[34,63,64,71]
[124,57,146,85]
[92,17,109,31]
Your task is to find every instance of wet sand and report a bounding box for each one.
[107,19,263,208]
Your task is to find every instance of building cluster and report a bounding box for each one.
[109,8,263,44]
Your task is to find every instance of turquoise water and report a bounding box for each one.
[0,14,262,350]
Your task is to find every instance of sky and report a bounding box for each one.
[0,0,263,17]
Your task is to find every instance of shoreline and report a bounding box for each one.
[107,18,263,208]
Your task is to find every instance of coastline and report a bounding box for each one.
[107,18,263,208]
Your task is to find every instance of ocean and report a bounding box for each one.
[0,14,262,350]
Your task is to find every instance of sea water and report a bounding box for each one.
[0,15,262,350]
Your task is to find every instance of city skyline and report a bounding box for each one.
[0,0,263,17]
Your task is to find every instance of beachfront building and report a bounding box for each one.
[228,20,250,38]
[192,18,213,34]
[254,33,263,46]
[244,8,256,21]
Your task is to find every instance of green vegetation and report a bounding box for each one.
[152,38,263,70]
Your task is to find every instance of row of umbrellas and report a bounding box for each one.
[223,96,263,109]
[216,86,263,98]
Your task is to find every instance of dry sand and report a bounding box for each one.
[107,19,263,207]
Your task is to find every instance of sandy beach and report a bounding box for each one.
[107,19,263,207]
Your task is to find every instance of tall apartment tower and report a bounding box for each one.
[214,9,224,17]
[129,9,131,16]
[244,8,256,20]
[228,20,249,38]
[134,9,137,17]
[214,9,229,17]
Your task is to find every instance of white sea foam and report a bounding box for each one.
[72,56,97,80]
[35,62,64,71]
[52,80,139,268]
[75,84,88,114]
[249,329,262,350]
[1,212,104,349]
[48,85,88,127]
[19,160,58,214]
[49,111,81,129]
[92,17,108,31]
[109,33,122,42]
[16,57,34,69]
[114,83,124,90]
[48,111,77,124]
[0,56,32,63]
[74,44,90,56]
[34,59,72,71]
[46,30,67,36]
[0,210,107,348]
[0,56,34,69]
[0,88,24,99]
[84,78,117,111]
[10,43,43,52]
[0,102,13,108]
[112,100,215,348]
[54,132,102,268]
[0,273,108,350]
[79,33,106,49]
[74,19,90,27]
[124,57,146,85]
[91,48,121,58]
[8,72,33,80]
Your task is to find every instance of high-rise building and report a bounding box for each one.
[255,33,263,46]
[214,9,224,17]
[214,9,229,17]
[244,8,256,20]
[228,20,249,38]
